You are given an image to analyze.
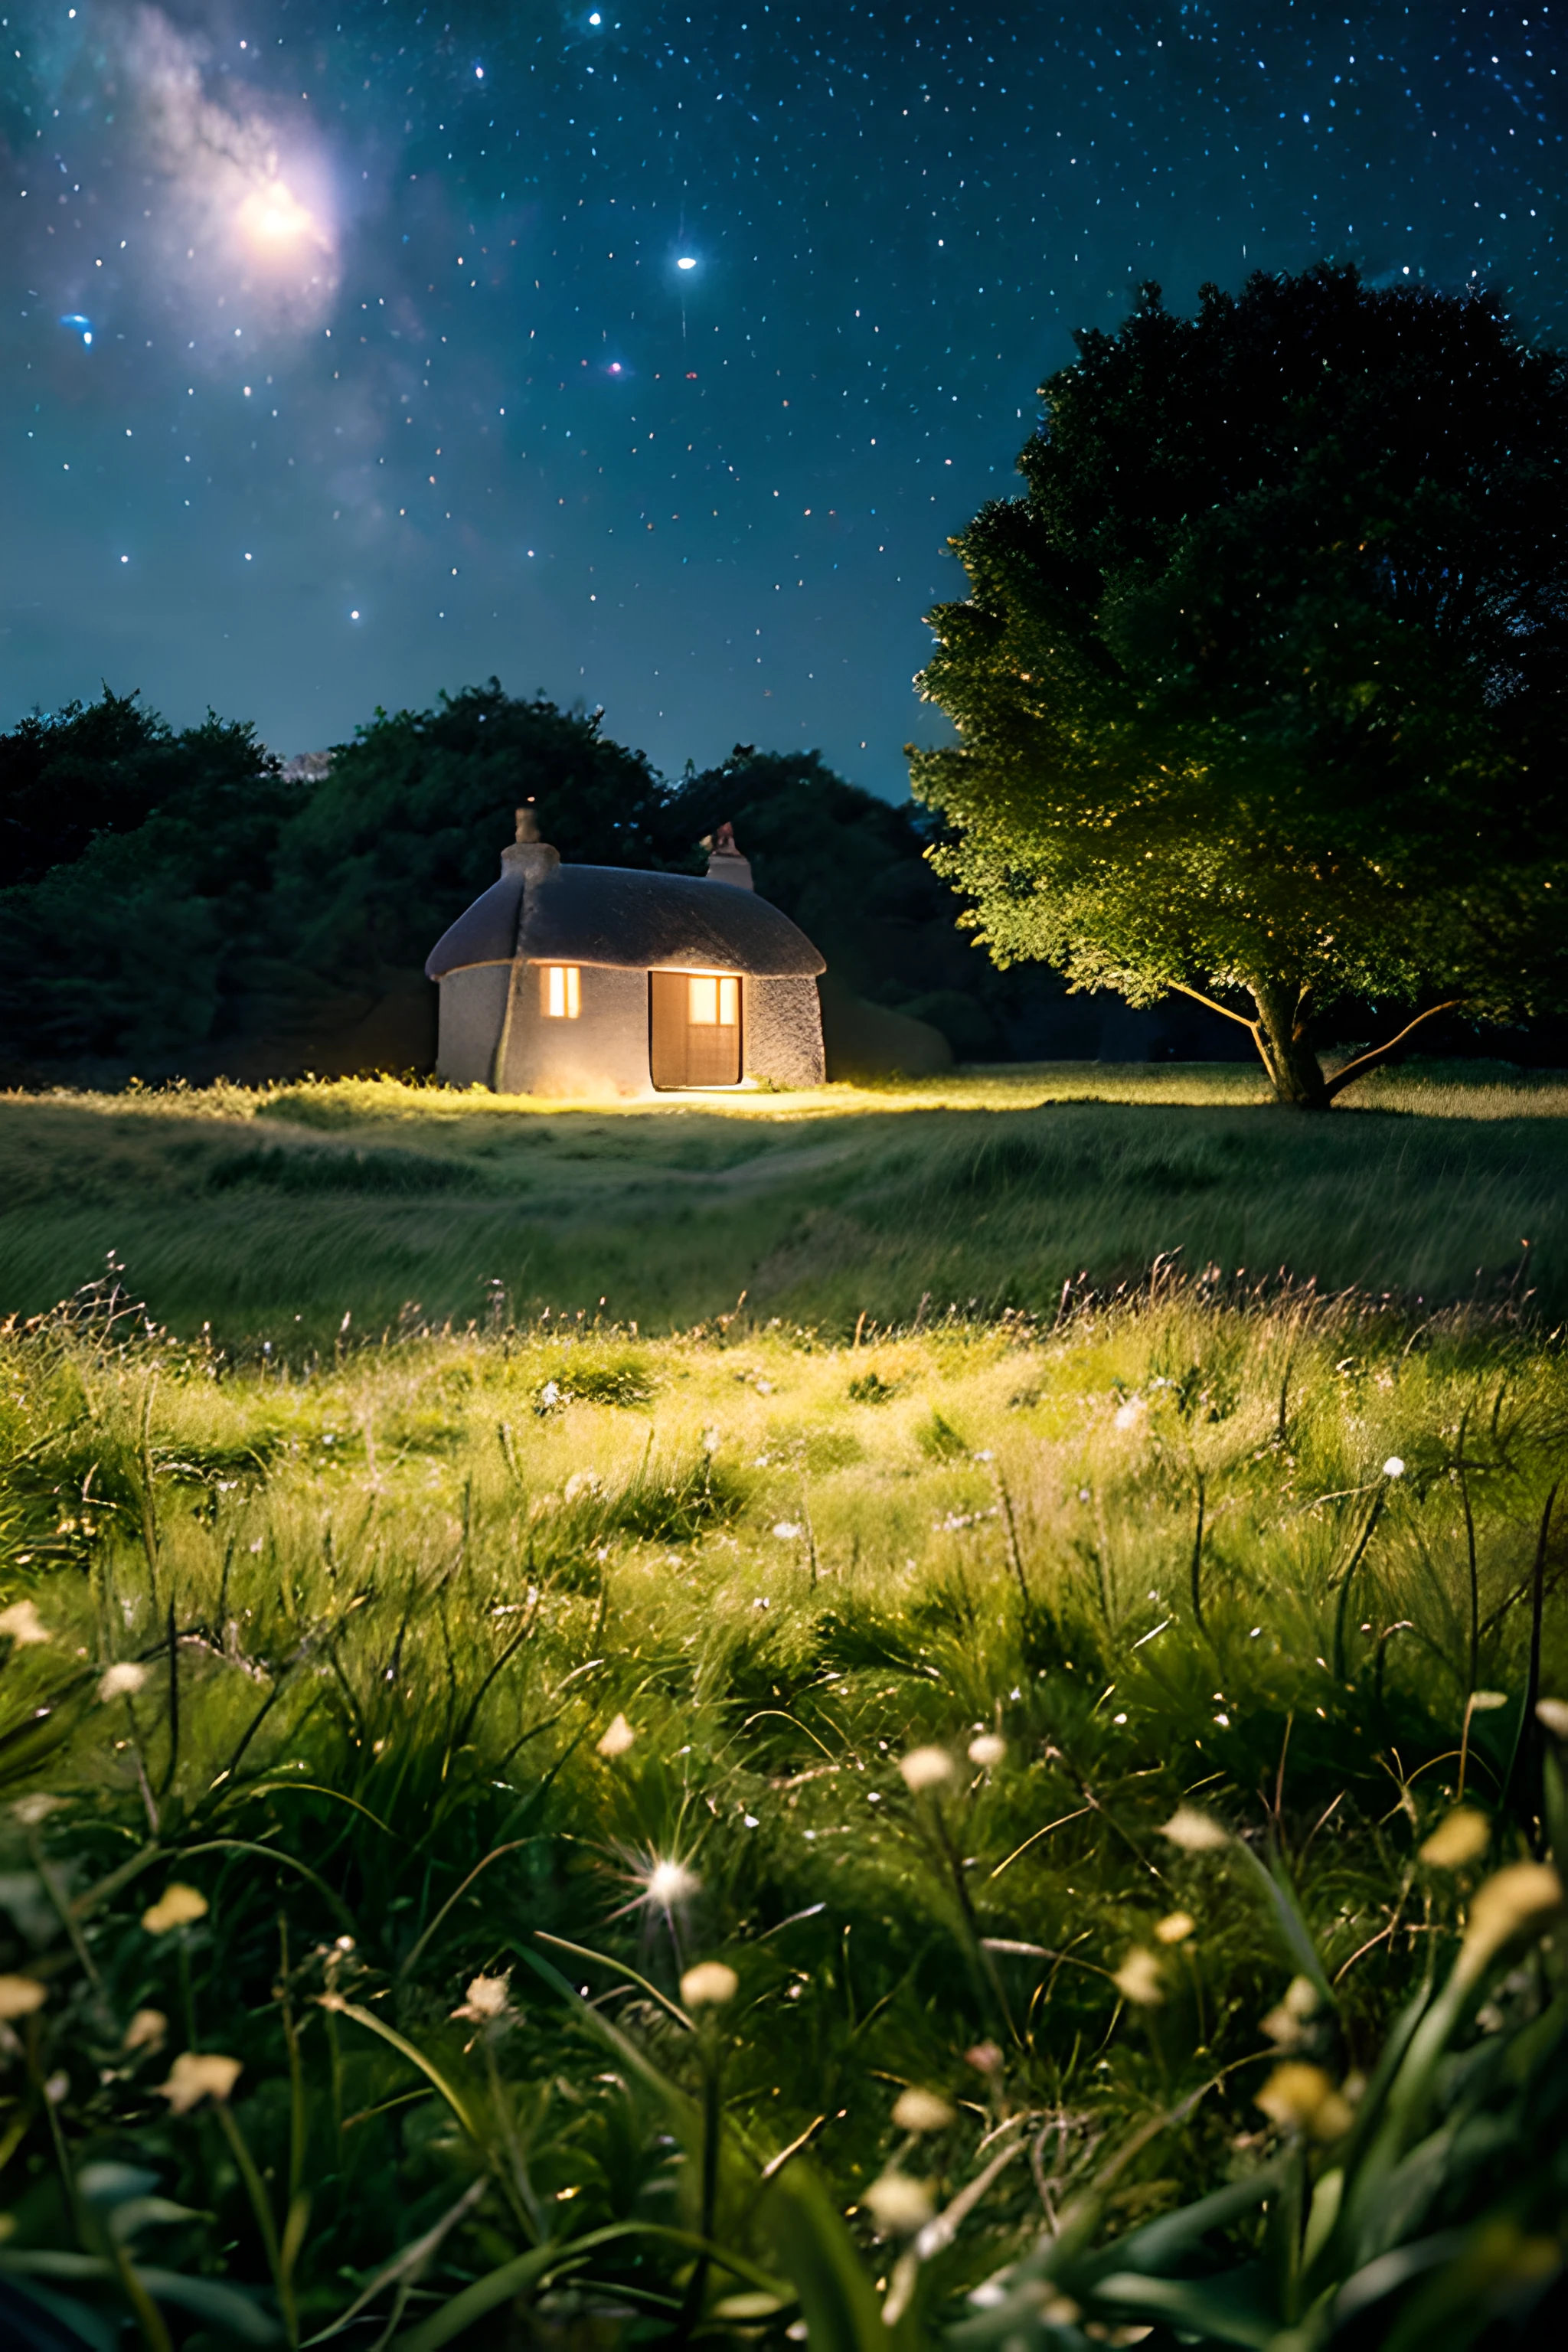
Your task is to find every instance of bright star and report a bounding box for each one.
[677,256,697,270]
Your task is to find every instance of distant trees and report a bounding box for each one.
[911,266,1568,1105]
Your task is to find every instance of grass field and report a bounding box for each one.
[2,1061,1565,1347]
[0,1068,1564,2347]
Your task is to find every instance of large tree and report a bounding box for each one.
[910,266,1568,1106]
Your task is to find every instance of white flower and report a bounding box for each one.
[157,2051,242,2115]
[596,1713,635,1758]
[680,1962,739,2009]
[772,1521,803,1540]
[1112,1949,1165,2007]
[1383,1456,1405,1478]
[97,1661,149,1703]
[0,1601,51,1648]
[1159,1804,1231,1853]
[967,1734,1006,1770]
[1112,1397,1145,1430]
[141,1884,208,1936]
[898,1746,953,1793]
[1468,1690,1510,1713]
[1155,1910,1195,1945]
[451,1972,514,2023]
[11,1794,64,1827]
[862,2173,936,2235]
[891,2086,955,2132]
[564,1468,602,1501]
[643,1858,701,1909]
[1536,1697,1568,1742]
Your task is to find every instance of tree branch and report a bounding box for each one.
[1322,1001,1468,1101]
[1167,980,1259,1033]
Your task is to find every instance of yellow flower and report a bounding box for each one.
[891,2086,956,2132]
[596,1713,635,1758]
[156,2052,242,2115]
[1112,1949,1165,2007]
[898,1746,953,1793]
[0,1976,47,2021]
[1419,1807,1491,1868]
[1262,1975,1322,2050]
[680,1962,739,2010]
[1159,1805,1230,1853]
[1256,2063,1353,2142]
[141,1884,209,1936]
[861,2173,936,2234]
[1455,1863,1563,1989]
[122,2009,168,2055]
[0,1600,51,1648]
[1155,1910,1195,1945]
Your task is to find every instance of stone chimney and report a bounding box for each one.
[704,819,754,890]
[501,801,560,886]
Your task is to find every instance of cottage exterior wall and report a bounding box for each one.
[498,963,652,1097]
[436,964,511,1087]
[744,975,827,1089]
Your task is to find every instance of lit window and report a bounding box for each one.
[541,964,580,1018]
[688,973,738,1025]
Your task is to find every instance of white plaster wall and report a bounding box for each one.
[745,975,826,1089]
[436,964,511,1087]
[498,963,653,1096]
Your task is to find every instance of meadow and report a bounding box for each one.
[0,1067,1564,2348]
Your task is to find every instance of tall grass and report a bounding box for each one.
[0,1273,1563,2344]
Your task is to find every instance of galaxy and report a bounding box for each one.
[2,2,1563,794]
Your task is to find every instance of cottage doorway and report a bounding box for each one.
[649,970,742,1088]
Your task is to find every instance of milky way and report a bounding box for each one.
[2,2,1563,796]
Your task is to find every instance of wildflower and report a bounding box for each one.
[1419,1808,1491,1869]
[564,1468,602,1501]
[122,2010,168,2055]
[1155,1909,1195,1945]
[898,1746,953,1793]
[1383,1456,1405,1478]
[644,1857,701,1909]
[1159,1804,1230,1854]
[97,1661,149,1703]
[451,1972,514,2024]
[1469,1690,1509,1713]
[680,1962,739,2009]
[141,1884,209,1936]
[0,1977,47,2021]
[862,2173,936,2234]
[967,1733,1006,1769]
[0,1600,51,1648]
[597,1713,635,1758]
[772,1521,803,1540]
[1112,1397,1145,1430]
[1112,1949,1165,2007]
[892,2087,956,2132]
[1535,1697,1568,1743]
[1256,2063,1353,2142]
[43,2071,69,2105]
[1262,1975,1321,2048]
[965,2040,1004,2076]
[11,1794,64,1828]
[157,2051,242,2115]
[1455,1862,1563,1990]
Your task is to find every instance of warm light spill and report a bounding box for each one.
[238,181,321,248]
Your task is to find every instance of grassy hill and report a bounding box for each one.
[2,1061,1565,1348]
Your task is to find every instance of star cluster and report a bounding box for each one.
[2,2,1563,793]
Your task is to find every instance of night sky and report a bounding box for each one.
[2,3,1563,799]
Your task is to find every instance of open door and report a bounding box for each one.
[649,970,742,1088]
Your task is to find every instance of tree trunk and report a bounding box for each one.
[1249,978,1330,1109]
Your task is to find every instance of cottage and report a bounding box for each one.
[425,811,827,1095]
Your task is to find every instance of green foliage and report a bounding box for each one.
[912,266,1568,1106]
[0,1283,1563,2344]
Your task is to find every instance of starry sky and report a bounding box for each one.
[2,2,1563,799]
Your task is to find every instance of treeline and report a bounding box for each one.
[0,681,1096,1080]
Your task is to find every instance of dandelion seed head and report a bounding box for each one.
[898,1746,953,1792]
